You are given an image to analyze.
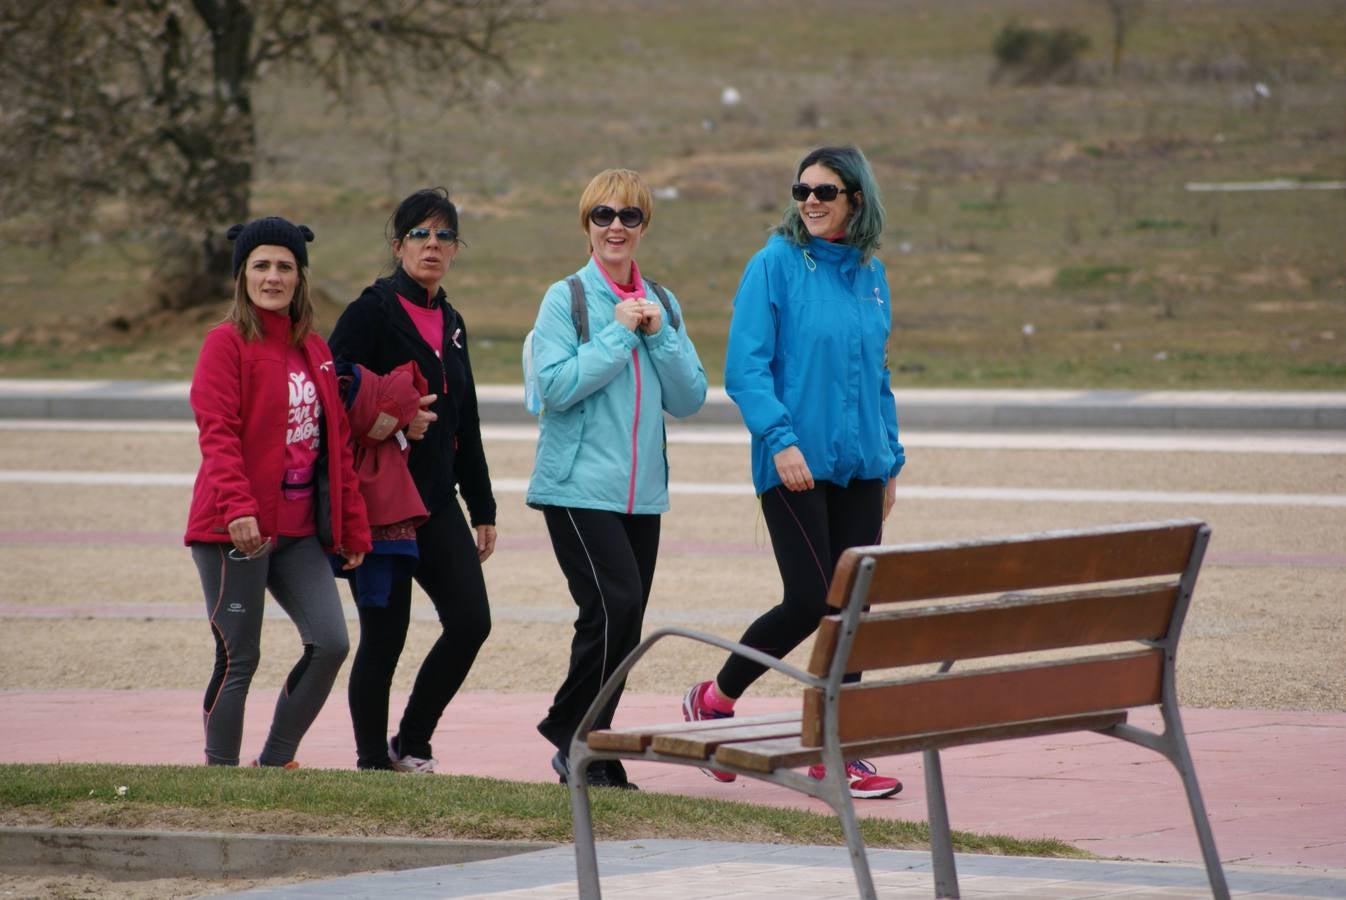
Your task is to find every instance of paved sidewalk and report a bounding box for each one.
[224,840,1346,899]
[6,691,1344,868]
[2,379,1345,429]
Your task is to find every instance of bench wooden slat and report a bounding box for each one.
[802,651,1162,746]
[809,582,1178,675]
[713,711,1130,773]
[824,519,1201,607]
[586,712,798,753]
[649,716,805,759]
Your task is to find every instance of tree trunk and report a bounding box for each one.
[158,0,256,310]
[155,146,253,311]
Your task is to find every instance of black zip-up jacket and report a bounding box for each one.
[328,267,496,526]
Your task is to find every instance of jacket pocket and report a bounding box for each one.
[536,405,585,484]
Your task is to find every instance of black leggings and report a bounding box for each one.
[536,506,660,754]
[347,501,491,768]
[716,479,884,699]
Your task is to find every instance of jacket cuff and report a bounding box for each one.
[643,320,678,350]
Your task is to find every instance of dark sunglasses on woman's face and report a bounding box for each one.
[405,226,457,243]
[792,182,851,202]
[588,205,645,229]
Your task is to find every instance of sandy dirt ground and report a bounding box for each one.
[1,427,1342,710]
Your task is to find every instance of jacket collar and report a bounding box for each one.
[389,266,446,309]
[803,234,863,268]
[256,306,294,343]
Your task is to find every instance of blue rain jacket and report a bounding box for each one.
[725,233,904,494]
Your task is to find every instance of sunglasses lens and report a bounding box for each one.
[589,206,617,227]
[792,183,842,202]
[407,227,456,242]
[617,207,645,228]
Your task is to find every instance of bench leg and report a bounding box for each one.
[1164,711,1231,900]
[568,771,602,899]
[829,782,878,900]
[924,749,960,899]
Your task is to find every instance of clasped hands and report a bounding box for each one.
[614,297,662,335]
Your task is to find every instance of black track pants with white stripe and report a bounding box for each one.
[535,505,660,753]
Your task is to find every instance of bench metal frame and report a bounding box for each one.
[565,520,1228,899]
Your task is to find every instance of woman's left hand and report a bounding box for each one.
[637,298,663,335]
[883,478,897,521]
[476,524,497,563]
[341,550,366,570]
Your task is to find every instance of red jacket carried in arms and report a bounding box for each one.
[184,308,371,554]
[342,361,429,531]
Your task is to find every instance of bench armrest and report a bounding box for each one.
[572,626,823,745]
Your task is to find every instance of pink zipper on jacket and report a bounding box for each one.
[627,347,641,513]
[594,256,648,515]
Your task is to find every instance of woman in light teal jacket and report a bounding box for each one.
[527,168,706,790]
[682,146,906,801]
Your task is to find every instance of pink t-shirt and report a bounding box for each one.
[595,257,644,302]
[277,348,322,537]
[398,294,446,392]
[398,294,444,352]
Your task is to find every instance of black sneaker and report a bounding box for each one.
[552,750,638,791]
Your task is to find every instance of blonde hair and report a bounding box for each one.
[227,263,314,345]
[578,169,653,249]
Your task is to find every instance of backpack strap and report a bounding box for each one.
[646,280,681,331]
[566,273,681,341]
[564,275,589,343]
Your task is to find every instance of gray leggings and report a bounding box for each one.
[192,536,350,766]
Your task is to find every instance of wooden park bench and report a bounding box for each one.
[565,518,1229,899]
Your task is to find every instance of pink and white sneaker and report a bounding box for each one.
[808,759,902,799]
[682,681,736,783]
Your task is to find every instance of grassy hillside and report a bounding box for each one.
[1,0,1343,387]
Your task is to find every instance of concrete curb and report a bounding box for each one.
[2,380,1345,430]
[0,826,553,879]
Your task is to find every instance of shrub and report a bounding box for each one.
[992,21,1091,85]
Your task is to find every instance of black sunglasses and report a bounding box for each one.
[588,205,645,228]
[404,226,458,243]
[791,182,851,202]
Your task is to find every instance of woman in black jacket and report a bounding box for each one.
[328,187,497,772]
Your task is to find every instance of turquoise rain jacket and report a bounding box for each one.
[725,233,904,495]
[526,258,708,514]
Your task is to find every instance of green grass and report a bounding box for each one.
[1053,265,1134,289]
[0,763,1083,859]
[0,0,1343,388]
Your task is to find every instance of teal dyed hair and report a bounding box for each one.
[774,145,886,261]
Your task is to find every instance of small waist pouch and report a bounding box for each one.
[282,465,315,501]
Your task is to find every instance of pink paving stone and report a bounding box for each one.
[1,690,1342,870]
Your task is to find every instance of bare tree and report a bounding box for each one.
[1101,0,1145,79]
[0,0,542,310]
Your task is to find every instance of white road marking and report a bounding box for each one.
[4,470,1342,508]
[1185,179,1346,192]
[4,419,1345,454]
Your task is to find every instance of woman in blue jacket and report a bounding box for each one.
[683,146,906,799]
[527,168,707,789]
